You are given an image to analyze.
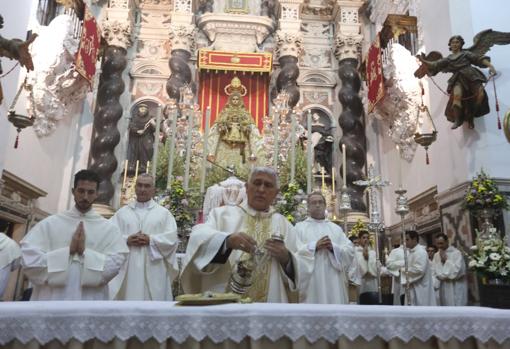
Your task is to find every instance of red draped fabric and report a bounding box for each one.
[366,33,385,113]
[198,71,270,131]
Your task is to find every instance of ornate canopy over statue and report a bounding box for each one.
[207,77,264,173]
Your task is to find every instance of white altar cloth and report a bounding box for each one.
[0,301,509,346]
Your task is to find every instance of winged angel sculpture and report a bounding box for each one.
[414,30,510,129]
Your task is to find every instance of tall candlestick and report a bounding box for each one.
[134,160,140,179]
[332,167,335,193]
[167,107,178,189]
[290,112,296,183]
[397,145,402,189]
[273,110,279,169]
[200,106,211,194]
[151,105,162,178]
[306,110,313,194]
[342,143,347,188]
[183,108,194,191]
[321,167,326,192]
[146,161,150,174]
[122,160,128,189]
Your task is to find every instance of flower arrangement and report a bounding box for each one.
[274,182,307,224]
[348,219,368,239]
[159,177,194,235]
[468,228,510,282]
[463,170,508,211]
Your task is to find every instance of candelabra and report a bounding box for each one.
[338,188,351,235]
[395,186,411,305]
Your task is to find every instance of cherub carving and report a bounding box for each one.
[415,30,510,129]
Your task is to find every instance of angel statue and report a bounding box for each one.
[415,30,510,129]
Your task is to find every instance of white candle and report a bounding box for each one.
[200,107,211,194]
[122,160,128,190]
[306,110,313,194]
[321,167,326,192]
[134,160,140,179]
[397,145,402,189]
[332,167,335,193]
[183,108,194,191]
[342,143,347,189]
[273,110,279,169]
[151,105,162,178]
[290,111,296,183]
[167,107,178,189]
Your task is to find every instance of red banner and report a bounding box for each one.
[366,34,384,113]
[75,6,101,84]
[198,49,272,73]
[198,71,270,131]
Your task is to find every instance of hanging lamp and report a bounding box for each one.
[414,84,437,165]
[7,77,34,149]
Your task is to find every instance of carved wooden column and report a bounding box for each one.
[334,1,366,212]
[89,1,133,214]
[273,0,302,108]
[166,1,196,101]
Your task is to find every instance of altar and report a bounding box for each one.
[0,302,509,349]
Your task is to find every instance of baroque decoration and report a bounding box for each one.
[371,43,421,161]
[26,15,89,137]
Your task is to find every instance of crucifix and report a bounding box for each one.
[353,164,389,303]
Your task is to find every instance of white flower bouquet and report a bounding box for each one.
[468,228,510,282]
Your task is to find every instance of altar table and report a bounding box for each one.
[0,301,509,349]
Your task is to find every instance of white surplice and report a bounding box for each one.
[21,207,129,301]
[0,233,21,298]
[383,246,404,306]
[355,246,378,294]
[401,244,436,306]
[294,218,354,304]
[432,246,467,306]
[109,200,179,300]
[180,202,299,302]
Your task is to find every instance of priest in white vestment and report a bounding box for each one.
[355,230,378,303]
[401,230,436,306]
[181,167,300,302]
[382,243,405,306]
[109,174,179,300]
[432,233,467,306]
[21,170,129,301]
[0,233,21,299]
[294,192,354,304]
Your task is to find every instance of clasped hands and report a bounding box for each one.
[315,236,333,252]
[226,232,290,266]
[127,231,150,247]
[70,222,86,255]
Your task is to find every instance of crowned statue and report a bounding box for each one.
[208,77,264,173]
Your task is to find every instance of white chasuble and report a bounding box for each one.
[294,218,354,304]
[401,244,436,306]
[109,200,179,300]
[180,202,299,302]
[21,207,129,301]
[432,246,467,306]
[0,233,21,298]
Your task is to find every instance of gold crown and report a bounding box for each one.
[224,77,247,96]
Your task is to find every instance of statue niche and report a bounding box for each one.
[208,77,263,172]
[309,110,334,174]
[126,101,158,175]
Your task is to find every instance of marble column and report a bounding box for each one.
[334,2,367,212]
[88,3,133,214]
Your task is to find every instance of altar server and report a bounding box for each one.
[432,233,467,306]
[21,170,128,300]
[0,232,21,299]
[109,174,179,300]
[294,192,354,304]
[355,230,378,304]
[401,230,436,306]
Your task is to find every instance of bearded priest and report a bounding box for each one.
[180,167,301,302]
[294,192,354,304]
[21,170,129,300]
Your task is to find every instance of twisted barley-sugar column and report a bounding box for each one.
[275,55,300,108]
[89,45,127,204]
[338,57,367,212]
[166,49,193,102]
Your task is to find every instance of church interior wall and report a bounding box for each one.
[376,0,510,229]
